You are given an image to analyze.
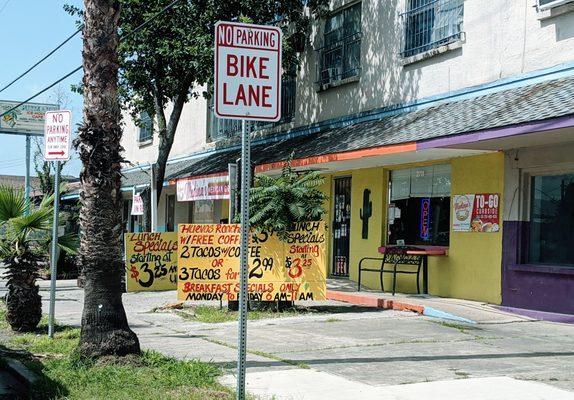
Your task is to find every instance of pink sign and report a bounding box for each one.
[176,174,230,202]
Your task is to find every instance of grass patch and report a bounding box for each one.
[0,303,233,400]
[172,305,303,324]
[324,318,342,323]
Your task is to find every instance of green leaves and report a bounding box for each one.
[0,186,78,260]
[249,159,328,240]
[0,185,26,224]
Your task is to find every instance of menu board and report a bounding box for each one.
[125,232,178,292]
[177,222,327,302]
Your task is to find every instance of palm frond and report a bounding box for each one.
[0,185,26,223]
[10,207,53,237]
[57,233,79,255]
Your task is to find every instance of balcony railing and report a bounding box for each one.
[401,0,464,58]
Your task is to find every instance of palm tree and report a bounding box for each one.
[250,160,328,239]
[74,0,140,357]
[0,186,76,332]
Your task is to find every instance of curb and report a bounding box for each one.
[326,290,476,324]
[5,357,39,387]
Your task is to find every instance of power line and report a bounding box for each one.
[0,26,84,94]
[0,0,183,120]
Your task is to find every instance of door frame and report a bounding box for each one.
[330,175,352,278]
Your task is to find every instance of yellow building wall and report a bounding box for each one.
[322,152,504,305]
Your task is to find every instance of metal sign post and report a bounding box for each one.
[214,21,282,400]
[48,161,60,338]
[237,119,250,399]
[44,110,71,338]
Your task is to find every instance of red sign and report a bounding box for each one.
[214,21,282,121]
[44,110,71,161]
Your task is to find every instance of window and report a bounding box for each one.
[138,112,153,143]
[388,165,451,246]
[538,0,574,10]
[529,173,574,266]
[402,0,464,58]
[316,2,362,86]
[166,194,175,232]
[252,74,296,130]
[208,75,296,141]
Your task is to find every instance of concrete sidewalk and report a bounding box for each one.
[221,371,574,400]
[327,278,535,324]
[4,279,573,400]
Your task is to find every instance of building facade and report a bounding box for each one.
[117,0,574,315]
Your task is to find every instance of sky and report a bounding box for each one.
[0,0,84,177]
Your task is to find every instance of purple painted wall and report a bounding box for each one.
[502,221,574,315]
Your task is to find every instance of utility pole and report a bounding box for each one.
[24,134,31,215]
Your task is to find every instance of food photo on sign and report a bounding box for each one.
[452,194,500,232]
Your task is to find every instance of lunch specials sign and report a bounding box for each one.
[125,232,178,292]
[452,194,500,232]
[214,21,282,121]
[177,222,327,301]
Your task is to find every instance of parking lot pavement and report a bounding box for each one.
[9,279,574,399]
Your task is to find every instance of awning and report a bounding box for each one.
[160,74,574,182]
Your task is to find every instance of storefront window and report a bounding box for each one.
[192,200,215,223]
[388,164,451,246]
[529,173,574,266]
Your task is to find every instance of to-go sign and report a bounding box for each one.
[44,110,71,161]
[214,21,282,121]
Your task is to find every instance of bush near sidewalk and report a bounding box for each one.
[0,304,234,400]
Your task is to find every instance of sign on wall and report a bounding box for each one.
[453,194,500,232]
[177,222,327,301]
[0,101,58,134]
[176,174,230,202]
[131,190,144,216]
[44,110,72,161]
[214,21,282,121]
[125,232,178,292]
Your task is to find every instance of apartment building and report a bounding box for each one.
[116,0,574,315]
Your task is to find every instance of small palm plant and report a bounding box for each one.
[250,159,328,240]
[0,185,77,332]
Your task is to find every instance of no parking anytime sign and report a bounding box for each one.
[214,21,282,121]
[44,110,71,161]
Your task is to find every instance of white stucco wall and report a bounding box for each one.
[121,88,210,167]
[122,0,574,166]
[292,0,574,127]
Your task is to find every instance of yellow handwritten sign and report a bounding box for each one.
[125,232,178,292]
[177,222,327,301]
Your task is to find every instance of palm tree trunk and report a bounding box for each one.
[5,253,42,332]
[75,0,140,357]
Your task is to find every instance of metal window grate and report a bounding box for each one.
[138,112,153,142]
[252,75,296,130]
[316,3,362,86]
[209,76,296,140]
[401,0,464,58]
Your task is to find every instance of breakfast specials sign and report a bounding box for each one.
[177,222,327,302]
[452,194,500,232]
